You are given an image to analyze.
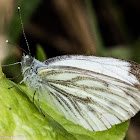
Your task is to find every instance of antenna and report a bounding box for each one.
[6,40,28,54]
[18,7,31,55]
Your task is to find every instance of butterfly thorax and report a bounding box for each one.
[21,55,47,89]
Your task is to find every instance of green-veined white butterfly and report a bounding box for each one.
[7,7,140,132]
[21,54,140,131]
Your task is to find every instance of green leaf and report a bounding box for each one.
[0,64,129,140]
[0,65,76,140]
[36,45,47,61]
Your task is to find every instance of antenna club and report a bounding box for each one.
[18,7,20,10]
[6,40,9,43]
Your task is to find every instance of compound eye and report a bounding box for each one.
[26,57,33,65]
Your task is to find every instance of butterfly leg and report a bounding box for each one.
[33,90,36,103]
[8,78,25,89]
[37,88,45,117]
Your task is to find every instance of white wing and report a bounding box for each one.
[38,55,140,131]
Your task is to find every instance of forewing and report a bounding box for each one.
[38,56,140,131]
[44,55,140,85]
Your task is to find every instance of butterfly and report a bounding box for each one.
[21,54,140,131]
[8,6,140,132]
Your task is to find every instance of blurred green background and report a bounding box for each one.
[0,0,140,139]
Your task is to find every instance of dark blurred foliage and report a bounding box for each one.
[8,0,140,60]
[93,0,140,46]
[2,0,140,139]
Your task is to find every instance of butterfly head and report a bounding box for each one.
[22,54,34,66]
[21,54,35,74]
[21,54,46,89]
[21,54,46,77]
